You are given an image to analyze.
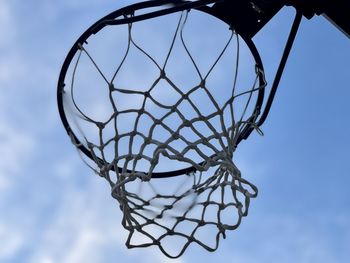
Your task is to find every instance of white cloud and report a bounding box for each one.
[27,180,116,263]
[26,158,189,263]
[0,224,24,260]
[0,0,16,48]
[26,167,164,263]
[0,54,27,92]
[53,155,81,179]
[0,122,35,190]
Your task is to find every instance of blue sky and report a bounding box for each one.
[0,1,349,262]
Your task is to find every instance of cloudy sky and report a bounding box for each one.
[0,1,349,262]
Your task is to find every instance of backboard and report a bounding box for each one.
[282,0,350,38]
[318,0,350,38]
[212,0,350,39]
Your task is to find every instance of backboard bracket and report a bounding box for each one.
[211,0,350,38]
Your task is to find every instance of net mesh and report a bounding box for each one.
[65,9,265,258]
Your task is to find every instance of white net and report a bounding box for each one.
[63,7,265,258]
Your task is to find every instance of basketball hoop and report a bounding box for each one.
[57,0,303,258]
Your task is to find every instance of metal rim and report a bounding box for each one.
[57,0,265,178]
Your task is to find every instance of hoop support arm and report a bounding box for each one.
[238,10,303,143]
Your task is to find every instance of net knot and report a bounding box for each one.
[125,156,134,163]
[109,83,115,91]
[160,70,166,78]
[135,172,150,181]
[87,142,95,149]
[188,236,196,242]
[183,120,191,127]
[198,220,206,227]
[154,119,162,125]
[172,132,180,140]
[219,203,226,210]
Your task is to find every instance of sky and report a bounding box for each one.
[0,1,350,263]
